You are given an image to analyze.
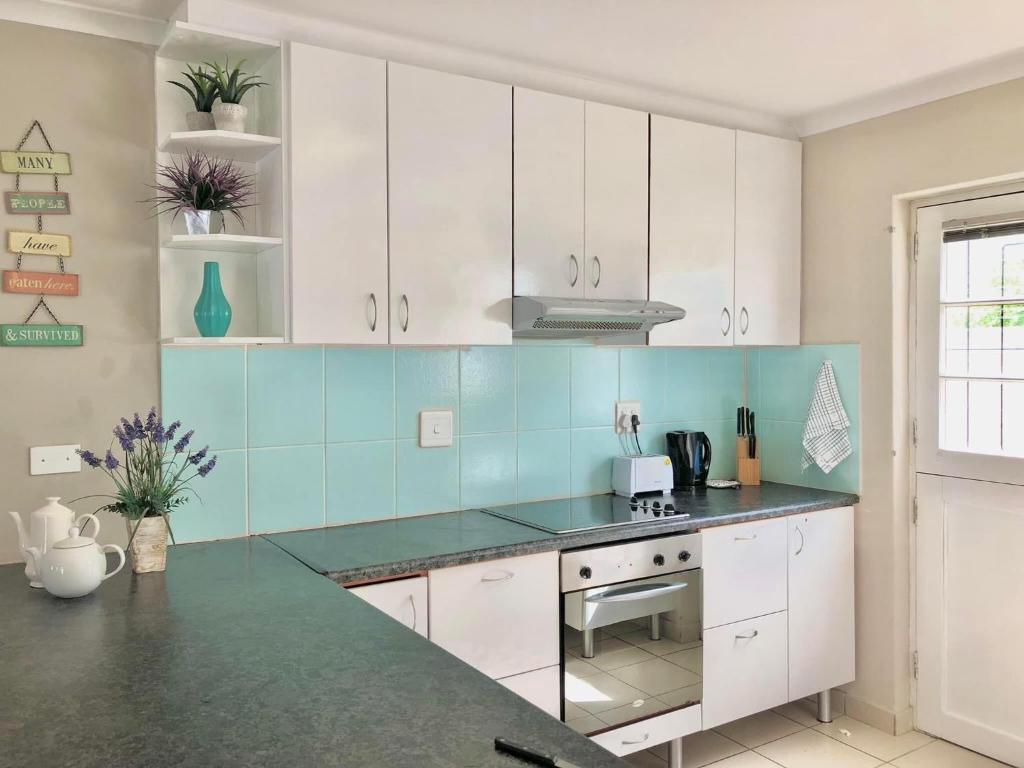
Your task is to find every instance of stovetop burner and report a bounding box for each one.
[481,493,691,534]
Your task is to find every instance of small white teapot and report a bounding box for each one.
[25,525,125,599]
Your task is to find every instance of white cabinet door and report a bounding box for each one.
[387,63,512,345]
[734,131,802,346]
[429,551,559,679]
[584,101,648,300]
[289,44,388,343]
[702,517,788,629]
[497,664,561,718]
[348,576,428,638]
[788,507,855,701]
[513,88,585,298]
[702,611,789,728]
[649,116,735,346]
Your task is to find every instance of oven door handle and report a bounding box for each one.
[585,582,689,604]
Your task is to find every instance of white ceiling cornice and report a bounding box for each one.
[1,0,165,44]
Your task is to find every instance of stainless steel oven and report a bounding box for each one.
[560,533,702,744]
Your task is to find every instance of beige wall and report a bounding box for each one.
[0,21,156,564]
[802,77,1024,724]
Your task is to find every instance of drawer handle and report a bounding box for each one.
[735,629,759,640]
[480,570,514,582]
[733,533,758,541]
[721,306,731,336]
[794,525,805,556]
[739,306,749,335]
[569,254,579,287]
[592,256,602,288]
[408,594,418,633]
[399,294,409,332]
[621,733,650,746]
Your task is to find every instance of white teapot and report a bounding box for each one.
[25,525,125,599]
[8,497,99,587]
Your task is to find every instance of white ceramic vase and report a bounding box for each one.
[212,102,247,133]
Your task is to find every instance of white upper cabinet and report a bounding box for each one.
[388,63,512,345]
[649,116,736,346]
[584,101,649,300]
[513,88,585,298]
[289,44,388,344]
[734,130,802,346]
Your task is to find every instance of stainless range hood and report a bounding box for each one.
[512,296,686,339]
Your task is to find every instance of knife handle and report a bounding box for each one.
[495,738,558,767]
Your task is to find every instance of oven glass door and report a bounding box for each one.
[562,569,702,734]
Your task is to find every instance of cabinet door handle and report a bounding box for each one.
[794,525,805,556]
[621,733,650,746]
[480,569,514,582]
[591,256,601,288]
[735,629,759,640]
[733,533,758,541]
[408,594,418,632]
[368,293,378,332]
[739,306,749,335]
[399,294,409,332]
[569,254,579,287]
[721,307,731,336]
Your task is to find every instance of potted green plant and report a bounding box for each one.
[145,149,253,235]
[204,57,266,133]
[168,64,219,131]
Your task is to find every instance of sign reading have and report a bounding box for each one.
[7,231,71,257]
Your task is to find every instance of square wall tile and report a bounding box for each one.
[326,441,395,524]
[705,348,745,421]
[161,347,245,450]
[517,346,570,430]
[570,427,622,496]
[171,450,247,543]
[620,348,668,424]
[396,439,459,517]
[754,346,811,422]
[570,347,618,427]
[248,445,324,533]
[396,348,458,439]
[460,346,514,434]
[325,348,394,442]
[461,433,517,507]
[665,349,708,421]
[517,429,570,501]
[247,347,324,448]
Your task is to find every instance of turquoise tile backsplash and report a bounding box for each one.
[161,341,856,544]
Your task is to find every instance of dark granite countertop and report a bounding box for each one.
[0,538,626,768]
[266,482,859,584]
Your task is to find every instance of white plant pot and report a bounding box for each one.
[184,210,225,236]
[185,111,215,131]
[212,103,248,133]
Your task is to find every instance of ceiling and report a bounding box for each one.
[69,0,1024,134]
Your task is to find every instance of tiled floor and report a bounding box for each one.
[622,705,1012,768]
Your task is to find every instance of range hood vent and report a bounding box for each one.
[513,296,685,339]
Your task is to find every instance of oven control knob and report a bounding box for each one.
[665,503,675,513]
[678,551,691,562]
[579,566,592,580]
[653,554,665,566]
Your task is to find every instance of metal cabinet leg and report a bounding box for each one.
[582,628,595,659]
[668,737,683,768]
[817,689,833,723]
[650,613,661,641]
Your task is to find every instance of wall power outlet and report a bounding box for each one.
[614,401,641,434]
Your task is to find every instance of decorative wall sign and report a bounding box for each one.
[4,191,70,214]
[7,231,71,257]
[1,323,82,346]
[0,151,71,175]
[2,271,79,296]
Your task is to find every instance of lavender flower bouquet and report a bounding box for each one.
[76,407,216,573]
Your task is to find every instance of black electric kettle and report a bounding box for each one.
[666,430,712,488]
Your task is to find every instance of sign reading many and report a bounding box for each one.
[0,151,71,175]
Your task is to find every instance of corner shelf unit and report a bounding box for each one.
[156,20,288,345]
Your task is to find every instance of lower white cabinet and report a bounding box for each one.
[428,551,559,679]
[590,705,702,757]
[702,610,789,729]
[348,576,428,637]
[497,664,561,718]
[702,517,788,629]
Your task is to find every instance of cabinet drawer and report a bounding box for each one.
[348,576,428,637]
[429,551,559,679]
[589,704,702,756]
[497,665,560,718]
[702,611,788,728]
[702,517,787,628]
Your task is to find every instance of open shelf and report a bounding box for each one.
[162,336,286,346]
[158,21,279,66]
[160,130,281,162]
[162,234,283,253]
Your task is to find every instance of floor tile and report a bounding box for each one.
[774,699,821,727]
[756,729,884,768]
[565,656,601,679]
[663,646,703,674]
[563,701,587,721]
[568,636,629,658]
[597,697,669,727]
[715,709,805,748]
[589,645,657,671]
[668,730,746,768]
[703,753,780,768]
[658,684,702,708]
[566,671,648,715]
[607,657,702,696]
[624,749,666,767]
[567,714,605,734]
[890,740,1011,768]
[815,716,933,762]
[619,630,691,656]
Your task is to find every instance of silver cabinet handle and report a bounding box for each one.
[735,629,759,640]
[621,733,650,746]
[794,525,805,556]
[569,254,579,287]
[591,256,601,287]
[408,594,417,632]
[368,293,378,332]
[734,533,758,541]
[399,294,409,332]
[739,306,749,335]
[721,307,731,336]
[480,570,514,582]
[585,582,688,604]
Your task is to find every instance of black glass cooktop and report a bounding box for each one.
[480,493,691,534]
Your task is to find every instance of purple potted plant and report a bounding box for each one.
[146,150,253,235]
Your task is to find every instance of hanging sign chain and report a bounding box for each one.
[22,295,62,325]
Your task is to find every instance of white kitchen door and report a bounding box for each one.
[914,192,1024,767]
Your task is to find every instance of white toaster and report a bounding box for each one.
[612,454,674,497]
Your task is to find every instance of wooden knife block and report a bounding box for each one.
[736,436,761,486]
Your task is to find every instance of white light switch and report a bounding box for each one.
[30,444,81,476]
[419,410,453,448]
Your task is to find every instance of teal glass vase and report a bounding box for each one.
[193,261,232,337]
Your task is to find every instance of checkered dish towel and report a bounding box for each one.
[802,360,852,474]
